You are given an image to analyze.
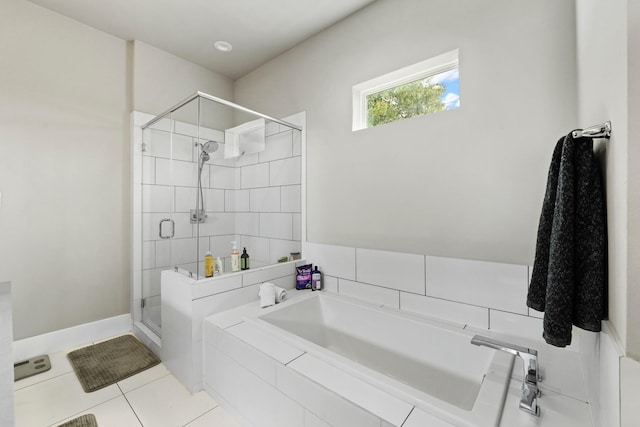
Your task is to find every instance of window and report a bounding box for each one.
[352,49,459,131]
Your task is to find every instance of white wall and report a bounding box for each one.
[0,0,129,340]
[0,1,236,340]
[576,0,639,425]
[235,0,578,266]
[625,0,640,361]
[576,0,629,356]
[0,282,13,426]
[132,41,234,115]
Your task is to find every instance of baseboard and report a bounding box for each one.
[12,314,132,362]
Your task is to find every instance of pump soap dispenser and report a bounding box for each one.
[231,241,240,272]
[241,247,250,270]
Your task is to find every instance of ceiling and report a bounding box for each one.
[27,0,377,80]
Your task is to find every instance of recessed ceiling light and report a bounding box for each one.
[214,41,233,52]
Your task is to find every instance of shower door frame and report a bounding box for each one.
[131,92,305,348]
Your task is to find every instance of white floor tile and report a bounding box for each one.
[14,350,74,391]
[50,396,142,427]
[125,374,218,427]
[185,405,243,427]
[117,363,171,394]
[14,372,121,427]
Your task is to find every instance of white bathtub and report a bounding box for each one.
[251,292,514,427]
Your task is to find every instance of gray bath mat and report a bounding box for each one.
[57,414,98,427]
[67,334,160,392]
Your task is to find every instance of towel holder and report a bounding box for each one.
[572,121,611,139]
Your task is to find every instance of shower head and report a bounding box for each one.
[202,141,219,153]
[198,140,219,164]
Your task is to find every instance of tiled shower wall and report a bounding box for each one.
[141,121,302,316]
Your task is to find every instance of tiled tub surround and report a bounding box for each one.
[140,118,302,332]
[161,260,305,393]
[203,292,593,427]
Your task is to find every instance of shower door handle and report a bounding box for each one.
[159,218,175,239]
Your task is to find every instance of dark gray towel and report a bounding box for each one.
[527,132,607,347]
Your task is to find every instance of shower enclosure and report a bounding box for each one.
[133,92,303,339]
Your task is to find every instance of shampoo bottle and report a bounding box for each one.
[231,241,240,272]
[204,251,214,278]
[241,247,250,270]
[311,266,322,291]
[215,257,224,275]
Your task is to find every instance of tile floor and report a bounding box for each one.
[13,337,242,427]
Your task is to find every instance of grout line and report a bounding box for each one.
[120,387,144,427]
[400,406,415,427]
[284,351,307,366]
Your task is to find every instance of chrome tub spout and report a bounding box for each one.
[471,335,541,416]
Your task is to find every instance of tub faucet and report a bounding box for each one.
[471,335,541,417]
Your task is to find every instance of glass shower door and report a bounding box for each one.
[140,101,203,337]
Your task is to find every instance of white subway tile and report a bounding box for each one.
[199,212,236,236]
[211,165,238,190]
[339,279,399,308]
[236,213,260,236]
[204,188,225,212]
[250,187,281,212]
[193,275,243,300]
[241,262,295,287]
[142,241,155,269]
[265,121,281,137]
[210,234,237,260]
[304,410,331,427]
[322,275,338,293]
[292,214,301,241]
[154,158,171,185]
[142,185,172,213]
[304,242,356,281]
[228,322,303,365]
[147,128,192,160]
[356,248,425,295]
[156,159,197,187]
[206,324,277,386]
[172,133,195,162]
[292,130,302,157]
[489,310,543,342]
[155,240,170,268]
[203,345,304,427]
[276,363,381,427]
[170,237,198,266]
[281,185,301,213]
[240,236,270,264]
[142,156,155,184]
[270,240,301,265]
[270,157,301,186]
[233,152,260,168]
[403,408,455,427]
[174,187,196,213]
[241,163,269,189]
[148,129,170,158]
[260,131,293,163]
[172,213,193,239]
[426,256,528,315]
[225,189,250,212]
[260,213,293,239]
[285,355,411,426]
[142,213,169,241]
[400,292,489,329]
[528,307,544,319]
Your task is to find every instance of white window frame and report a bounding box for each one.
[352,49,459,131]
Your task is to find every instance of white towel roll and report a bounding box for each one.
[258,283,276,308]
[274,285,287,303]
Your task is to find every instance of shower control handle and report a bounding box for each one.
[159,218,175,239]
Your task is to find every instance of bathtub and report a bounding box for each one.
[249,292,514,427]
